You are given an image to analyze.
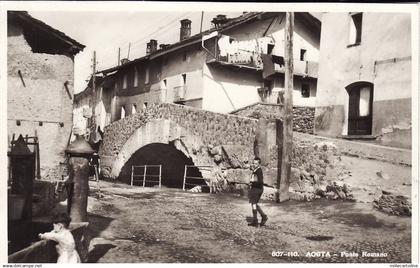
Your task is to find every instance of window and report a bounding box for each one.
[182,74,186,85]
[121,106,126,119]
[161,79,167,90]
[133,67,138,87]
[122,74,127,89]
[183,51,187,61]
[143,102,148,110]
[145,67,150,84]
[349,13,362,46]
[300,49,307,61]
[267,44,275,55]
[301,83,310,98]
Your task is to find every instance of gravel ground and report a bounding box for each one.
[86,180,411,263]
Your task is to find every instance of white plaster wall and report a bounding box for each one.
[202,64,261,113]
[315,12,412,141]
[161,46,206,103]
[224,14,320,62]
[316,12,411,108]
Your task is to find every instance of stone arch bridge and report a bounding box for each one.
[99,103,282,190]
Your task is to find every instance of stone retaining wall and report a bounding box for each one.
[230,103,315,134]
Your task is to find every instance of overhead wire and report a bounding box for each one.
[96,11,194,60]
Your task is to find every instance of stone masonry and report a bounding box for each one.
[100,103,283,187]
[230,103,315,134]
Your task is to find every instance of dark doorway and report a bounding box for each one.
[346,82,373,135]
[118,143,204,189]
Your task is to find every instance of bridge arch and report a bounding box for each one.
[101,118,215,187]
[99,103,278,189]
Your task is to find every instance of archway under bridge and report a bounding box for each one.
[118,142,206,189]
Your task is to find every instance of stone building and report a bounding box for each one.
[74,12,320,139]
[315,12,412,149]
[8,11,85,179]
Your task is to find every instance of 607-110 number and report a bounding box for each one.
[272,251,299,257]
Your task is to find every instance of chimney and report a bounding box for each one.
[180,19,191,41]
[146,39,158,55]
[120,58,129,65]
[211,14,228,29]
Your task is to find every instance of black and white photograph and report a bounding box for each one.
[2,1,419,264]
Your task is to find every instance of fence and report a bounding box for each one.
[182,165,215,191]
[131,165,162,187]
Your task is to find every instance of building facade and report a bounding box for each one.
[75,12,320,139]
[8,11,85,179]
[315,12,412,149]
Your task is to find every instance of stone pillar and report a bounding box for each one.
[65,136,93,262]
[65,135,94,222]
[255,118,268,164]
[254,118,278,186]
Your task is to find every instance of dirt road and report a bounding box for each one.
[86,181,411,263]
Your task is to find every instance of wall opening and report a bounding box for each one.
[121,106,126,119]
[345,81,373,135]
[300,49,307,61]
[118,143,205,189]
[348,13,363,45]
[132,104,137,114]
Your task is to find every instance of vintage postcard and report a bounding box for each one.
[1,1,418,265]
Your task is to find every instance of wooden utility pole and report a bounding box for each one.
[279,12,294,202]
[127,42,131,60]
[91,51,97,140]
[200,11,204,33]
[118,47,121,66]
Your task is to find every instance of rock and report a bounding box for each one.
[315,188,326,197]
[373,192,411,216]
[189,186,202,193]
[291,167,301,182]
[213,154,222,162]
[325,191,337,200]
[261,186,278,201]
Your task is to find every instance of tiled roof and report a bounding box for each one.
[8,11,85,53]
[98,12,320,74]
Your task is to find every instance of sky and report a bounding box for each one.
[29,10,243,93]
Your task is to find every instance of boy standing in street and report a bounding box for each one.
[248,157,268,227]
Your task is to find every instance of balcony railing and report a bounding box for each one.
[207,35,318,78]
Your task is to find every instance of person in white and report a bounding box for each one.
[38,213,81,263]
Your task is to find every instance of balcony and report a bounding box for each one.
[205,34,318,78]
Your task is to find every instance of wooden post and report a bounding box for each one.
[142,165,147,187]
[118,47,121,66]
[279,12,294,202]
[182,165,187,191]
[91,51,97,139]
[159,165,162,188]
[200,11,204,33]
[131,166,134,186]
[34,130,40,180]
